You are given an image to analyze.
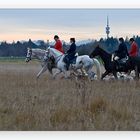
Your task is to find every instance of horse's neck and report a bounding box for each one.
[50,49,64,65]
[100,50,111,65]
[33,51,45,60]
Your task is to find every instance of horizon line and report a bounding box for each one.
[0,35,139,44]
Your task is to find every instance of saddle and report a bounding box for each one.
[115,57,128,70]
[63,54,77,70]
[69,56,77,64]
[63,53,77,64]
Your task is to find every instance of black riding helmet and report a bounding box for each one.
[70,38,75,43]
[54,35,59,39]
[119,37,124,42]
[129,38,135,42]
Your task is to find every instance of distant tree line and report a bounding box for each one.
[0,36,140,57]
[78,35,140,55]
[0,39,46,57]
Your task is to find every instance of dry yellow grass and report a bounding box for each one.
[0,61,140,130]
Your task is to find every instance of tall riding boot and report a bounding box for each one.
[66,63,70,71]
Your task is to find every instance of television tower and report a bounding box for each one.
[106,16,110,39]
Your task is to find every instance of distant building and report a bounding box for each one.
[106,16,110,39]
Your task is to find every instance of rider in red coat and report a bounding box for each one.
[129,38,139,57]
[54,35,64,53]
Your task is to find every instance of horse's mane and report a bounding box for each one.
[95,45,112,57]
[32,48,46,55]
[32,48,46,53]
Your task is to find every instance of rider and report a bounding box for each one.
[64,38,76,70]
[114,37,129,69]
[129,38,139,57]
[54,35,64,53]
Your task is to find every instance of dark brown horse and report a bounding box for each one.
[90,45,140,80]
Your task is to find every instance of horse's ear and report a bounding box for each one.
[47,47,50,51]
[47,47,50,54]
[94,45,100,50]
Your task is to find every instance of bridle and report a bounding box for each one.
[26,49,32,62]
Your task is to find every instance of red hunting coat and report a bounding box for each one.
[129,42,139,57]
[54,40,64,53]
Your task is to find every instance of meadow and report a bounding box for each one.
[0,61,140,130]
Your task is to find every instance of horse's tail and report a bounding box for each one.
[92,58,101,79]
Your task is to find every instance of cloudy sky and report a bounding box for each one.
[0,9,140,42]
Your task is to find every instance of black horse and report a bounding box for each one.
[90,45,140,80]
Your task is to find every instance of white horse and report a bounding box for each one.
[25,48,46,65]
[46,48,101,80]
[25,48,75,79]
[25,48,52,78]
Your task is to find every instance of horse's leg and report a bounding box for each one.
[52,69,61,79]
[101,71,110,80]
[41,60,46,67]
[113,71,118,79]
[63,69,70,79]
[84,64,95,80]
[36,65,48,79]
[71,69,79,76]
[135,65,139,80]
[81,68,88,76]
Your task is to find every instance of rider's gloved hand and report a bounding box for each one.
[64,53,67,56]
[114,56,119,60]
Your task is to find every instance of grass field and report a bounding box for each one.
[0,57,25,63]
[0,61,140,130]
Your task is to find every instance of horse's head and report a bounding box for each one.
[25,48,32,62]
[89,45,101,58]
[48,55,55,64]
[44,48,55,64]
[44,49,56,72]
[47,48,57,63]
[43,49,50,62]
[46,47,52,58]
[46,48,63,68]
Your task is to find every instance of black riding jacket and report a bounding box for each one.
[67,42,76,56]
[115,42,129,59]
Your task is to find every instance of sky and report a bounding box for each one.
[0,9,140,42]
